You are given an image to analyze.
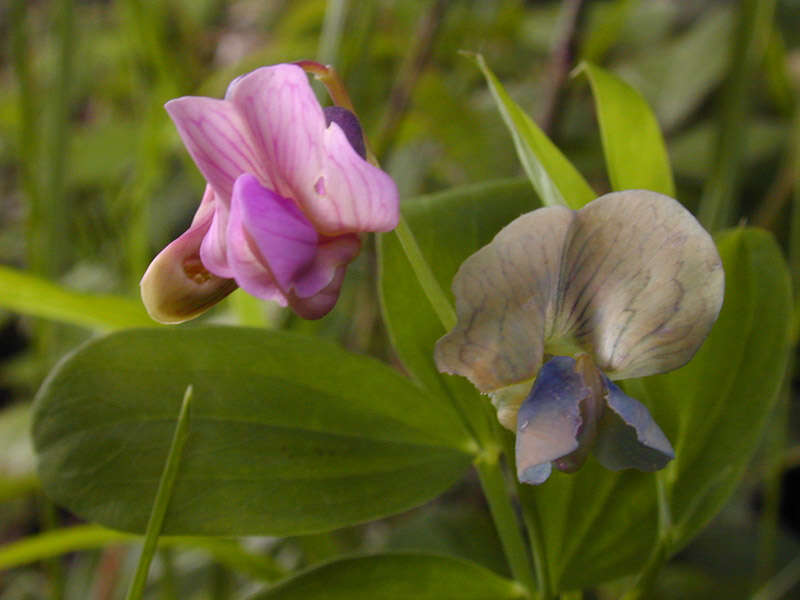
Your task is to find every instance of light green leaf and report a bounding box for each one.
[379,178,537,444]
[33,327,473,535]
[578,61,675,196]
[248,554,525,600]
[0,524,284,581]
[0,265,154,331]
[519,227,792,591]
[467,53,595,209]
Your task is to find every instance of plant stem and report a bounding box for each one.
[475,448,537,597]
[392,216,457,330]
[620,473,672,600]
[124,385,193,600]
[698,0,775,231]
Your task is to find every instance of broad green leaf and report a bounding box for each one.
[379,178,537,444]
[248,554,525,600]
[33,327,473,535]
[0,265,154,331]
[578,61,675,196]
[468,53,595,209]
[518,227,792,591]
[639,228,792,546]
[0,524,283,581]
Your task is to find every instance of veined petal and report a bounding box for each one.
[199,201,234,279]
[140,187,237,323]
[558,190,723,379]
[225,65,326,207]
[230,173,318,293]
[515,357,587,485]
[593,379,674,472]
[435,190,723,392]
[434,206,576,392]
[165,96,267,199]
[308,122,399,235]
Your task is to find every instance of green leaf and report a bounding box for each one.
[247,554,525,600]
[518,227,792,591]
[33,327,473,536]
[578,61,675,196]
[0,524,284,581]
[640,228,793,546]
[379,178,537,444]
[0,265,154,331]
[467,52,596,209]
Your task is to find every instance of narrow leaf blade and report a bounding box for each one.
[469,53,596,209]
[579,61,676,196]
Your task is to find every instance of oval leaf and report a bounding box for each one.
[248,554,525,600]
[33,327,473,535]
[578,61,676,196]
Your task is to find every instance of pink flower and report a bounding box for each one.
[141,64,399,323]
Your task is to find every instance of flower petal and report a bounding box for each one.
[288,261,350,320]
[199,201,234,278]
[230,173,318,293]
[140,187,237,323]
[292,234,361,299]
[560,190,724,379]
[225,65,326,206]
[435,207,576,392]
[593,379,674,472]
[435,191,724,393]
[165,96,267,199]
[225,181,290,307]
[515,357,587,485]
[310,122,399,234]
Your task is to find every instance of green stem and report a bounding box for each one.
[621,473,672,600]
[393,216,457,330]
[697,0,775,231]
[37,498,65,600]
[752,553,800,600]
[475,449,537,597]
[124,385,193,600]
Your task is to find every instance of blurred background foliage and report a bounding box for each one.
[1,0,800,598]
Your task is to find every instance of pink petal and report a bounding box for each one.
[308,122,399,235]
[140,188,237,323]
[199,201,234,279]
[225,65,326,205]
[290,234,361,300]
[165,96,268,199]
[230,173,318,293]
[288,263,350,320]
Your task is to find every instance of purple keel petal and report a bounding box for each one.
[165,96,269,199]
[308,122,399,235]
[593,378,674,472]
[516,357,587,485]
[291,233,360,299]
[230,173,319,294]
[288,261,350,320]
[140,188,237,323]
[225,65,326,205]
